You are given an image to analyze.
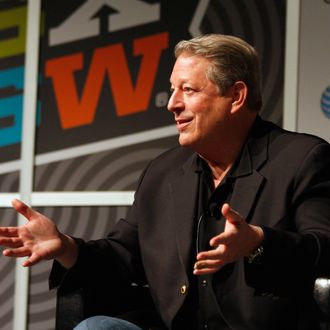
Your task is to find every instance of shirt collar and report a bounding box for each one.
[194,139,252,179]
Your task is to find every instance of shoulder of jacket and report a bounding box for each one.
[148,146,194,166]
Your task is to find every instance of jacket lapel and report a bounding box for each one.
[230,117,271,222]
[169,153,199,271]
[230,171,265,221]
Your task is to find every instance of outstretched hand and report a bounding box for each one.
[193,203,264,275]
[0,199,77,268]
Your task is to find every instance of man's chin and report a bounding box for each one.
[178,135,194,148]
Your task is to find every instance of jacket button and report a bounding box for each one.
[180,285,187,294]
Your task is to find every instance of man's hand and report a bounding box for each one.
[0,199,78,268]
[193,203,264,275]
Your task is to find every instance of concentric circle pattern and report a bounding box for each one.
[0,209,16,330]
[201,0,285,125]
[0,174,19,329]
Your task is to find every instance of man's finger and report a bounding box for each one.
[197,244,227,259]
[193,267,219,275]
[194,259,224,270]
[3,246,30,258]
[193,259,224,275]
[11,199,33,220]
[209,232,232,248]
[0,237,22,248]
[0,227,19,237]
[221,203,242,225]
[22,254,40,267]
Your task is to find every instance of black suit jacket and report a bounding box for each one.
[50,117,330,330]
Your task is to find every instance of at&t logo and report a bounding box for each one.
[321,86,330,119]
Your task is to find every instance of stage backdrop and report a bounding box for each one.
[0,1,285,329]
[296,0,330,142]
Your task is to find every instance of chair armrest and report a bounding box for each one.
[55,283,164,330]
[314,277,330,320]
[55,287,84,330]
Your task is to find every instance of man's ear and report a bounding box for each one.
[230,81,248,113]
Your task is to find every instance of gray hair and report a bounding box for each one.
[174,34,262,111]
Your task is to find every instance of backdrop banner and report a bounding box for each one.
[0,1,286,329]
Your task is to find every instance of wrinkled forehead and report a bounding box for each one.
[170,53,211,83]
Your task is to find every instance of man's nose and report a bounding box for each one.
[167,91,184,112]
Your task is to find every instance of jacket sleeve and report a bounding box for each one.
[49,164,154,292]
[245,142,330,295]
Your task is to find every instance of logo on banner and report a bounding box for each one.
[321,86,330,119]
[0,0,202,165]
[36,0,202,155]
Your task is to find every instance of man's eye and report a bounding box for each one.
[184,87,194,93]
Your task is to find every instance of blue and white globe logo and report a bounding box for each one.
[321,86,330,119]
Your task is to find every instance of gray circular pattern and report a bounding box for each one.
[201,0,285,125]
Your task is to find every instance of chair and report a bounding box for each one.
[314,277,330,330]
[55,278,330,330]
[55,283,163,330]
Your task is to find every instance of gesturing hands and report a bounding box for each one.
[0,199,77,268]
[193,203,264,275]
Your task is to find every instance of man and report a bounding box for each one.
[1,34,330,330]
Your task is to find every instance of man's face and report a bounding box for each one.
[168,53,233,150]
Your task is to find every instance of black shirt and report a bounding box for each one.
[195,157,233,330]
[194,145,252,330]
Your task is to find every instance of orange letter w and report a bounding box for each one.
[45,32,169,129]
